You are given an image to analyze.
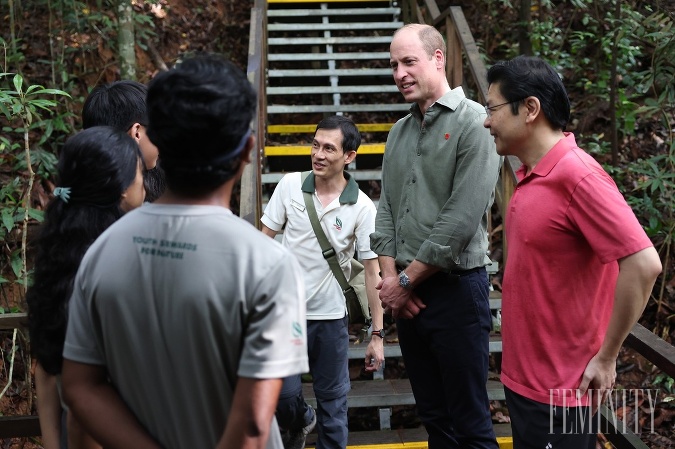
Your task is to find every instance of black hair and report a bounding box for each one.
[146,54,257,197]
[486,56,570,131]
[27,126,141,375]
[315,115,362,153]
[82,80,149,132]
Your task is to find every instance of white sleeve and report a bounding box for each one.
[355,193,378,260]
[260,174,292,231]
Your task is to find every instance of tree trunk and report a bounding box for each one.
[519,0,532,56]
[117,0,136,80]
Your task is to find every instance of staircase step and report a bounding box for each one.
[346,334,503,360]
[268,123,394,133]
[268,51,390,61]
[268,85,399,95]
[269,36,392,46]
[262,170,382,184]
[302,379,506,408]
[268,21,402,32]
[268,7,401,18]
[267,103,408,114]
[306,426,513,448]
[268,68,392,77]
[265,143,385,156]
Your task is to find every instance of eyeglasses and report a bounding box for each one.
[484,99,525,117]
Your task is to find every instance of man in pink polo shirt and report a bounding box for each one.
[484,55,662,448]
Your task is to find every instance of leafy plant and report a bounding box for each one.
[0,72,70,293]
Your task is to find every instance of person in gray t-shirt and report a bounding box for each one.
[62,54,309,449]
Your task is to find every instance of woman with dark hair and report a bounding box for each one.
[27,126,145,449]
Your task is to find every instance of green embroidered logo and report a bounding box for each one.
[333,217,342,231]
[292,322,303,338]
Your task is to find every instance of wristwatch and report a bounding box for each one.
[372,328,386,338]
[398,270,413,290]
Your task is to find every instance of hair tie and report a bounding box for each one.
[53,187,71,203]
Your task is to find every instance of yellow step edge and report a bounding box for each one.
[269,0,391,3]
[268,124,395,134]
[307,437,512,449]
[265,143,385,156]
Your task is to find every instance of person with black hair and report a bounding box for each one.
[485,55,661,449]
[82,80,165,202]
[27,126,145,449]
[261,115,383,449]
[62,54,308,449]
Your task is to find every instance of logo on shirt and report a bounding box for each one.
[290,321,304,346]
[292,322,303,338]
[333,217,342,231]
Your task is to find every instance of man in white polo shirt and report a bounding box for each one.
[261,115,383,449]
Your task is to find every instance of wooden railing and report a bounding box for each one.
[1,1,671,445]
[400,1,673,447]
[240,0,268,226]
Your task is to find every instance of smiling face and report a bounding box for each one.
[483,82,526,157]
[390,26,447,113]
[311,128,356,181]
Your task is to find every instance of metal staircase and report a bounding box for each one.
[263,0,408,188]
[257,2,512,447]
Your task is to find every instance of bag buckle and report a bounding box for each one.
[322,248,336,259]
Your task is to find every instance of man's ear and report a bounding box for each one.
[524,97,541,123]
[241,134,255,164]
[344,150,357,165]
[127,123,142,142]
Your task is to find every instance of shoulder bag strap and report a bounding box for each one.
[301,171,352,294]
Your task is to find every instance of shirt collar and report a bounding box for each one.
[516,132,578,180]
[301,171,359,204]
[411,86,466,120]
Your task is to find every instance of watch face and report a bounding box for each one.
[399,271,412,288]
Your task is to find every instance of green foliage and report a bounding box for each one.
[653,373,675,394]
[0,69,70,292]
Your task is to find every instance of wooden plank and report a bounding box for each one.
[424,0,441,21]
[346,335,502,360]
[445,15,463,89]
[241,0,267,226]
[0,416,41,438]
[448,7,489,104]
[302,379,505,408]
[624,324,675,379]
[0,312,28,330]
[599,405,649,449]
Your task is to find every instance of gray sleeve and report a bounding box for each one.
[237,250,309,379]
[63,266,105,366]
